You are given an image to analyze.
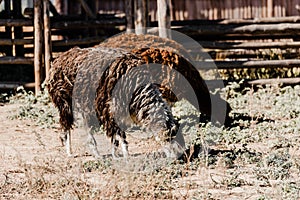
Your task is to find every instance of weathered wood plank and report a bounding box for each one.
[134,0,148,34]
[0,57,34,65]
[44,0,52,81]
[3,0,12,56]
[12,0,24,57]
[197,59,300,69]
[51,18,126,29]
[157,0,171,38]
[0,82,35,89]
[175,23,300,36]
[34,0,43,93]
[52,36,105,46]
[125,0,134,32]
[248,77,300,85]
[199,41,300,50]
[0,39,33,45]
[0,19,33,26]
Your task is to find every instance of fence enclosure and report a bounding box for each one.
[0,0,300,92]
[95,0,300,20]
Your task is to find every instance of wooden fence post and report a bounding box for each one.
[12,0,24,57]
[125,0,134,32]
[44,0,52,82]
[34,0,43,93]
[157,0,171,38]
[4,0,12,56]
[134,0,148,34]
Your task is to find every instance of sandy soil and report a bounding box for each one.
[0,101,299,199]
[0,103,185,199]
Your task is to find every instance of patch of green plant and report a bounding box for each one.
[256,195,272,200]
[83,159,112,173]
[221,171,248,188]
[8,86,58,128]
[0,93,9,103]
[281,182,300,199]
[255,149,293,180]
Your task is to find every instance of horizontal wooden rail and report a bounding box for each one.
[208,51,299,60]
[175,23,300,37]
[199,41,300,50]
[52,36,105,47]
[247,77,300,85]
[0,39,33,45]
[51,18,126,29]
[197,59,300,69]
[0,19,32,26]
[0,57,34,65]
[216,16,300,24]
[193,34,300,41]
[150,17,300,27]
[0,16,126,28]
[0,82,35,89]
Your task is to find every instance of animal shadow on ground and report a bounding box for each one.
[225,112,275,129]
[180,112,274,163]
[199,112,275,130]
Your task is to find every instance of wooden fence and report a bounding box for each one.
[171,17,300,85]
[0,0,126,92]
[172,17,300,57]
[1,0,300,92]
[95,0,300,20]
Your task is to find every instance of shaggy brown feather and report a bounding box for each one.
[47,46,180,157]
[47,47,90,131]
[47,34,231,157]
[97,33,232,123]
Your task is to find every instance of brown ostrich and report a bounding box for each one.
[47,46,180,158]
[97,33,232,124]
[47,34,231,159]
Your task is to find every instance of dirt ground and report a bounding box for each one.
[0,102,194,199]
[0,103,245,199]
[0,84,300,199]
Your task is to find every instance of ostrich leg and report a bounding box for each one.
[60,130,72,157]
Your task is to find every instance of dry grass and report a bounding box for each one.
[0,83,300,199]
